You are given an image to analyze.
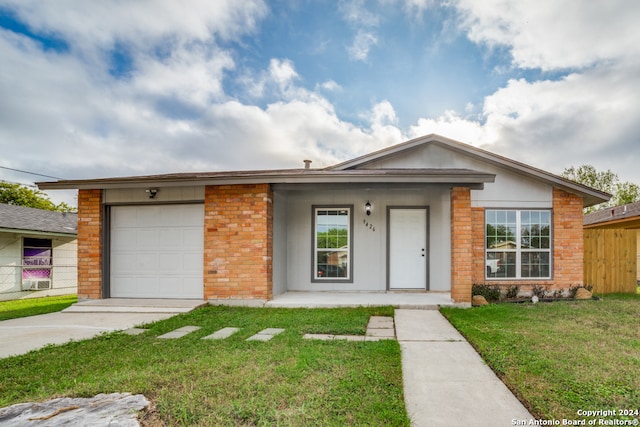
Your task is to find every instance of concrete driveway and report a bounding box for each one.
[0,299,205,359]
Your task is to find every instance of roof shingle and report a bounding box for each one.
[0,204,77,235]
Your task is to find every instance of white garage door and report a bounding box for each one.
[110,204,204,299]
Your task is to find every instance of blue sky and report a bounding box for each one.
[0,0,639,206]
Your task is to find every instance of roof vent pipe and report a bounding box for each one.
[303,159,312,169]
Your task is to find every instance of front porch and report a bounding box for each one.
[265,291,463,308]
[63,292,463,313]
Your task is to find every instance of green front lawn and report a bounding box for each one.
[441,294,640,421]
[0,306,409,426]
[0,295,77,321]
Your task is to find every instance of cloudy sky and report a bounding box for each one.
[1,0,639,206]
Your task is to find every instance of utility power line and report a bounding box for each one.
[0,165,63,180]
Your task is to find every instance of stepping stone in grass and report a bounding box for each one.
[158,326,201,339]
[303,333,335,341]
[246,328,285,341]
[123,328,147,335]
[202,327,241,340]
[367,316,394,329]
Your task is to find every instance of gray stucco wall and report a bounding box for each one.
[273,186,451,292]
[363,143,553,208]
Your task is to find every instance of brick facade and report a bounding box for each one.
[77,189,103,299]
[468,188,584,295]
[450,187,473,303]
[551,188,584,287]
[203,184,273,301]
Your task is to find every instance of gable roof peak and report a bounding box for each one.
[325,133,446,171]
[325,133,610,208]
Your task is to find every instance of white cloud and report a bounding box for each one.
[318,80,342,92]
[268,58,299,89]
[2,0,268,49]
[339,0,381,61]
[131,44,234,107]
[339,0,380,27]
[408,110,486,144]
[347,30,378,61]
[451,0,640,70]
[399,0,436,17]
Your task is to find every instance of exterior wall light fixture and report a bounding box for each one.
[365,201,372,216]
[146,189,159,199]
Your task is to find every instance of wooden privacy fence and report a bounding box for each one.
[584,229,637,293]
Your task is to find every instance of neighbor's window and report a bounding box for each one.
[485,210,551,279]
[313,207,352,281]
[23,238,53,280]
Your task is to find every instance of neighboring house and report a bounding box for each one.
[583,201,640,292]
[38,134,609,304]
[0,203,78,300]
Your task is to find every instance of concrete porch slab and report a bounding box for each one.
[265,292,460,309]
[63,299,207,314]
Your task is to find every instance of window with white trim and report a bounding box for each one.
[485,210,551,279]
[313,207,351,281]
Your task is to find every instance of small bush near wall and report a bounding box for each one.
[531,285,547,299]
[472,284,501,302]
[505,285,520,299]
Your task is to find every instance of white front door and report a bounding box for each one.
[389,208,428,290]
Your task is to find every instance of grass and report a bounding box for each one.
[441,294,640,421]
[0,295,77,321]
[0,305,409,426]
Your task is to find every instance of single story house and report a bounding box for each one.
[583,201,640,292]
[38,134,609,304]
[0,203,78,300]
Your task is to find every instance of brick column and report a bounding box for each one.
[553,188,584,287]
[471,207,486,284]
[451,187,472,303]
[77,189,103,299]
[204,184,273,301]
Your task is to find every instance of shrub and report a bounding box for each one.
[505,285,520,299]
[531,285,546,299]
[472,284,501,302]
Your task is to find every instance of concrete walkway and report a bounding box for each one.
[0,299,204,359]
[395,309,533,427]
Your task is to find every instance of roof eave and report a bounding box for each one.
[0,227,77,237]
[38,170,496,190]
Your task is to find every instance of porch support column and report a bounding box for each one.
[451,186,472,303]
[204,184,273,302]
[77,189,103,299]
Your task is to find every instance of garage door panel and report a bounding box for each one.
[111,229,135,251]
[182,229,204,249]
[136,230,160,248]
[111,208,138,227]
[110,205,204,299]
[111,254,135,273]
[159,229,182,247]
[135,253,159,274]
[139,206,161,227]
[182,253,203,272]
